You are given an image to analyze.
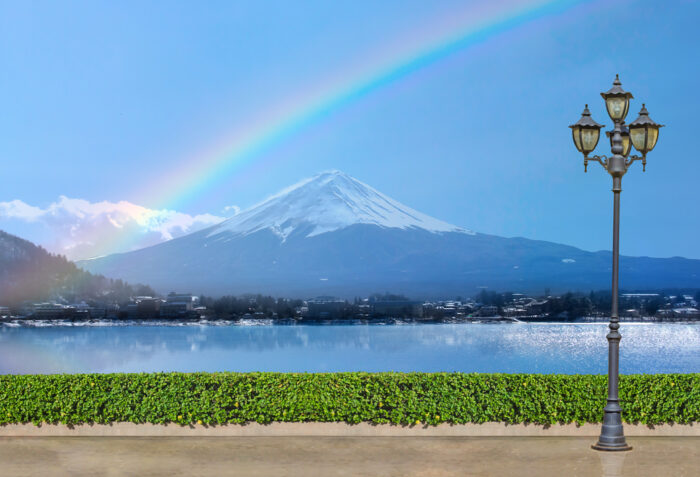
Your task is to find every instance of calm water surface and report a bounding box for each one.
[0,322,697,374]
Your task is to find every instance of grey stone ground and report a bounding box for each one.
[0,436,697,477]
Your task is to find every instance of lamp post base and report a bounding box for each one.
[592,409,632,452]
[591,443,633,452]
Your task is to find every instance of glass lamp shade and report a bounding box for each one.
[604,96,630,121]
[579,127,601,153]
[601,75,633,121]
[630,125,660,153]
[628,104,663,154]
[606,126,632,156]
[569,105,604,155]
[572,125,583,152]
[571,126,601,153]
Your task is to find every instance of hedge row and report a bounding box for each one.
[1,373,697,426]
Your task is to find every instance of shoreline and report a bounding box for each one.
[1,317,697,327]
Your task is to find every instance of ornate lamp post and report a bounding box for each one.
[569,75,663,452]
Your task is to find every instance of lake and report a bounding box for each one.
[0,322,697,374]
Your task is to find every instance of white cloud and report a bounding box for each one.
[223,205,241,216]
[0,200,45,221]
[0,196,225,260]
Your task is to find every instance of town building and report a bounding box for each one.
[31,303,70,319]
[126,297,163,318]
[671,307,700,318]
[160,294,199,318]
[370,300,424,318]
[304,297,346,319]
[476,305,499,317]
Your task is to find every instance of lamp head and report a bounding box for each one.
[601,74,634,121]
[628,103,663,154]
[569,104,604,155]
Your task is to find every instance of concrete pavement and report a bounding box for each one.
[0,436,697,476]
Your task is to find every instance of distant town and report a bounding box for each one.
[1,289,698,323]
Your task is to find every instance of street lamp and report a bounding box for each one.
[569,75,663,452]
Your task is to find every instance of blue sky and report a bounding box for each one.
[1,0,698,260]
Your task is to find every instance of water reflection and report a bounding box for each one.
[0,323,698,374]
[598,450,628,477]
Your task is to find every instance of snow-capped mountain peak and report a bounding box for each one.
[208,170,472,240]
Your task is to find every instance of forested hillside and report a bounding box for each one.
[0,230,154,306]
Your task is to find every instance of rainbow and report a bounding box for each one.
[138,0,587,228]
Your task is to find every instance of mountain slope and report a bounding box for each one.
[0,231,84,304]
[78,171,700,297]
[0,230,154,306]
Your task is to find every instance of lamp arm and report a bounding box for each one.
[590,155,608,167]
[625,155,642,167]
[625,154,648,171]
[583,155,608,172]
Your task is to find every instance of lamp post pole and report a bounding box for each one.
[596,119,627,451]
[569,75,663,452]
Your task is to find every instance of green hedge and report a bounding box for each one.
[1,373,697,426]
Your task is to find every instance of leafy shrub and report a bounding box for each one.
[0,373,697,426]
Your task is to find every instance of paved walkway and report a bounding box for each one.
[0,436,697,476]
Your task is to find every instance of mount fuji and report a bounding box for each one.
[204,170,470,241]
[78,171,700,297]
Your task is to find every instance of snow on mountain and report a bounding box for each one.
[207,170,472,241]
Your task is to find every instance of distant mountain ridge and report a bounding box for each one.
[78,171,700,297]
